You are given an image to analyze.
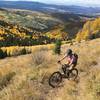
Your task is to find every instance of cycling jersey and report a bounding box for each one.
[66,54,77,65]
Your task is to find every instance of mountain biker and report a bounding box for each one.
[58,49,78,71]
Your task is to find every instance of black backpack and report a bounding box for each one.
[73,53,78,64]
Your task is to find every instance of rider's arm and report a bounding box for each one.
[60,55,67,62]
[69,58,74,66]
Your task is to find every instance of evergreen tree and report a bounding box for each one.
[54,39,62,55]
[0,49,7,59]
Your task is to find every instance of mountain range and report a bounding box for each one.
[0,1,100,46]
[0,1,100,15]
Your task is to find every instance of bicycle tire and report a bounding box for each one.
[49,71,62,88]
[69,68,78,80]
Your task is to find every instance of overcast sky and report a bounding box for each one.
[2,0,100,7]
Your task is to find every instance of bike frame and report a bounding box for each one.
[58,62,70,75]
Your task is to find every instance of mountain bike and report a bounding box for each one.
[49,62,78,88]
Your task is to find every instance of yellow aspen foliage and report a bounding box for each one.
[83,30,90,40]
[0,37,4,41]
[0,28,5,34]
[76,17,100,41]
[45,29,67,40]
[76,31,82,42]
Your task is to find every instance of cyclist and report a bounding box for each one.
[58,49,78,72]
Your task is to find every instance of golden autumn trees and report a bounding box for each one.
[0,20,34,46]
[0,20,67,46]
[45,28,68,40]
[76,18,100,41]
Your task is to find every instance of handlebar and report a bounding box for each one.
[57,61,69,68]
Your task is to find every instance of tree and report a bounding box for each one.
[75,18,100,41]
[54,39,62,55]
[0,49,7,59]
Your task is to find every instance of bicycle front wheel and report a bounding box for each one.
[49,71,62,88]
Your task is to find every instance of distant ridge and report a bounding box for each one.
[0,1,100,15]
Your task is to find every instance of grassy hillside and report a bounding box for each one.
[0,8,61,46]
[0,19,52,46]
[0,8,90,46]
[0,38,100,100]
[0,8,60,31]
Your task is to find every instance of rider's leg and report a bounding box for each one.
[67,64,76,77]
[62,64,69,74]
[69,64,76,70]
[62,65,66,74]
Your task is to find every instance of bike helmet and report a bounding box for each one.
[66,49,72,56]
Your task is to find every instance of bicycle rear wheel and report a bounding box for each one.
[49,71,62,88]
[68,68,78,80]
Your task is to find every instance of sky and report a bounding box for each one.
[2,0,100,7]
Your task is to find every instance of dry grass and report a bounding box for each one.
[0,38,100,100]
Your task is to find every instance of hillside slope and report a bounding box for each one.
[76,17,100,41]
[0,8,87,46]
[0,8,62,46]
[0,8,60,31]
[0,1,100,15]
[0,38,100,100]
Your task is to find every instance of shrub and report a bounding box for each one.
[21,47,27,55]
[0,48,7,59]
[0,72,16,90]
[54,39,62,55]
[32,51,47,66]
